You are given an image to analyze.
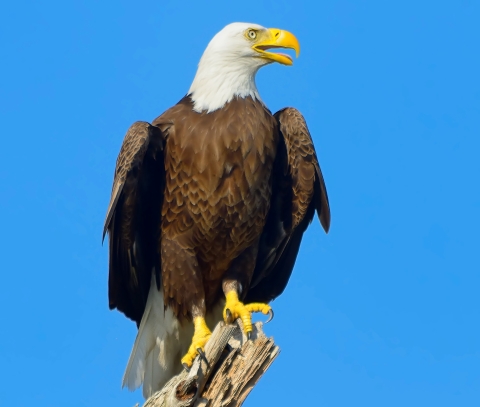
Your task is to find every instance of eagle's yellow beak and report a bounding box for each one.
[253,28,300,66]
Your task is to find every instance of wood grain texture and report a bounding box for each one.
[141,320,279,407]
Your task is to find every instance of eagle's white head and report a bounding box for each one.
[188,22,300,113]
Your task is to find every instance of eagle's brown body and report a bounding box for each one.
[105,95,329,328]
[156,97,278,319]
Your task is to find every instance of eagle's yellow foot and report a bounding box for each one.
[223,291,273,339]
[181,317,212,369]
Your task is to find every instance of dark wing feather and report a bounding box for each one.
[104,121,166,325]
[245,108,330,303]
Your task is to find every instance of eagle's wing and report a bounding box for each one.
[104,121,167,326]
[246,108,330,303]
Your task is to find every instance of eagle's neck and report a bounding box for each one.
[188,55,263,113]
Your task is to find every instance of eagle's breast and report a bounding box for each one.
[154,96,277,284]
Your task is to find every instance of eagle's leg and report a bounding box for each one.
[180,316,212,368]
[162,237,212,368]
[221,242,272,338]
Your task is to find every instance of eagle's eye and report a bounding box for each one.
[246,29,257,40]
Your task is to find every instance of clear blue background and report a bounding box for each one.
[1,1,479,406]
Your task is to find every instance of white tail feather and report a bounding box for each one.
[122,275,192,399]
[122,275,225,399]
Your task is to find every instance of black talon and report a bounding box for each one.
[182,362,190,372]
[226,308,232,323]
[247,331,252,341]
[197,348,210,368]
[265,309,274,324]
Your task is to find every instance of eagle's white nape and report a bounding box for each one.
[188,23,269,113]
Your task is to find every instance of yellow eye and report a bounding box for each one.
[247,29,257,40]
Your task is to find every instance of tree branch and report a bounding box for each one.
[141,320,280,407]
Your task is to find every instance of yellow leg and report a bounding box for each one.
[223,291,272,336]
[181,317,212,368]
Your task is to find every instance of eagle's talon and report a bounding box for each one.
[182,362,190,372]
[197,348,210,367]
[247,331,252,341]
[225,308,233,324]
[265,309,274,324]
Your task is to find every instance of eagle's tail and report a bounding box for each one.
[122,275,192,399]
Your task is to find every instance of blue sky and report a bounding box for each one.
[1,1,479,406]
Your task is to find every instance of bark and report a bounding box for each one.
[141,320,280,407]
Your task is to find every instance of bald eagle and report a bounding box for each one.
[104,22,330,398]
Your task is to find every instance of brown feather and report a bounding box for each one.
[151,96,277,318]
[246,107,330,303]
[105,121,165,325]
[105,100,330,325]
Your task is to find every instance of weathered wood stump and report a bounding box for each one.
[141,319,280,407]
